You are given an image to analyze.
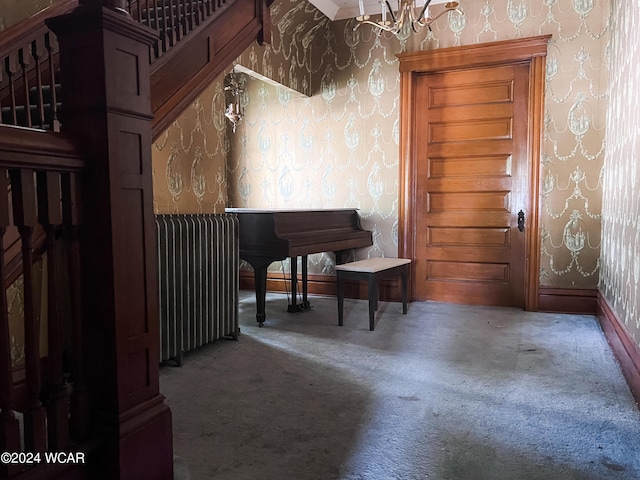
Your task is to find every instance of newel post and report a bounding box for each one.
[46,5,173,480]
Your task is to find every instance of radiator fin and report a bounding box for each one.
[156,213,239,365]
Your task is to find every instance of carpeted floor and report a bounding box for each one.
[160,291,640,480]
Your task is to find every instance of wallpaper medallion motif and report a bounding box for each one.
[600,0,639,347]
[151,0,614,308]
[219,0,609,287]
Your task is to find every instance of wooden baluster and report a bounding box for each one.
[141,0,158,60]
[4,55,19,125]
[126,0,134,19]
[183,0,190,31]
[165,0,175,49]
[187,0,195,30]
[185,0,192,33]
[44,33,61,132]
[0,68,4,125]
[18,49,32,128]
[148,0,163,60]
[143,0,151,28]
[159,0,168,53]
[37,171,69,450]
[31,39,46,129]
[151,0,165,55]
[62,173,89,441]
[176,0,184,40]
[9,169,47,454]
[197,0,203,26]
[0,169,20,478]
[136,0,143,23]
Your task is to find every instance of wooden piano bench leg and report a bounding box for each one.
[368,274,378,331]
[337,270,346,327]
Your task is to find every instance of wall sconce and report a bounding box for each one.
[224,72,246,133]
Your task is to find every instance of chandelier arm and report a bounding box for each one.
[353,18,398,32]
[414,5,460,28]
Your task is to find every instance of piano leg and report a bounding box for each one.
[253,264,268,327]
[288,257,301,312]
[287,256,311,312]
[301,255,310,309]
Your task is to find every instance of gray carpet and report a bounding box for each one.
[161,291,640,480]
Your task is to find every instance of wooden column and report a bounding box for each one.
[46,6,173,480]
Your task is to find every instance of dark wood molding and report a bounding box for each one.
[239,269,405,303]
[538,286,598,315]
[397,35,551,73]
[397,35,550,310]
[597,292,640,408]
[0,126,83,170]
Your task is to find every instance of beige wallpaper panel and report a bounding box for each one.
[600,0,640,349]
[222,0,609,287]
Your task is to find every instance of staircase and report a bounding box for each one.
[0,1,272,478]
[0,0,271,138]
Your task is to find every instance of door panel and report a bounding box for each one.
[413,63,529,306]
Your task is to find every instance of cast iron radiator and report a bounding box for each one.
[155,213,239,365]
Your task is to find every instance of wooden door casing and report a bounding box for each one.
[398,36,550,310]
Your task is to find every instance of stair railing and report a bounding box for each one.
[0,126,88,479]
[127,0,231,61]
[0,0,232,131]
[0,0,77,131]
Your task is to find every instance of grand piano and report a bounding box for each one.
[226,208,373,326]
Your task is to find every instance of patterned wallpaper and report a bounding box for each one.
[153,91,230,214]
[216,0,609,286]
[600,0,639,347]
[151,1,611,290]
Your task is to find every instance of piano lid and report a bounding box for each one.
[225,208,361,213]
[226,207,372,260]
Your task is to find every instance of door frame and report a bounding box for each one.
[397,35,550,311]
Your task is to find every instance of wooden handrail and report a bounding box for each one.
[0,125,84,171]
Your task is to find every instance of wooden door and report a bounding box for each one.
[413,64,529,306]
[398,36,550,310]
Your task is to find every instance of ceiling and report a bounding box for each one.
[307,0,452,21]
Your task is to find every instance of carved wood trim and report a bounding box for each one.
[397,35,550,310]
[597,292,640,408]
[0,126,83,170]
[538,286,597,315]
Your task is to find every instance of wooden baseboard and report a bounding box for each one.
[239,270,403,302]
[596,292,640,408]
[538,287,598,314]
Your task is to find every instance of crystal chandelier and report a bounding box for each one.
[224,72,246,133]
[354,0,462,41]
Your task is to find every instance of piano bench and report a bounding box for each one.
[335,258,411,331]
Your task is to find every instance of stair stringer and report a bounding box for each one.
[150,0,273,140]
